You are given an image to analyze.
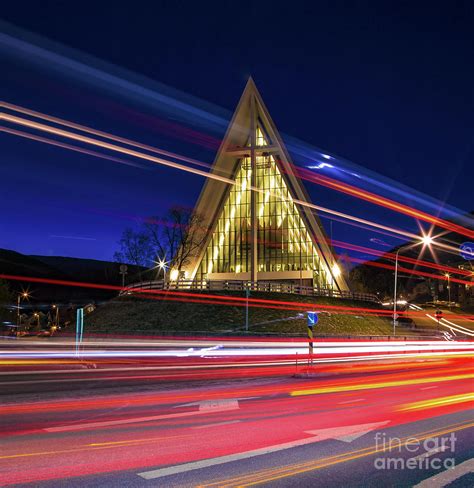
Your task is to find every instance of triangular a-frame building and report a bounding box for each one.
[182,78,349,292]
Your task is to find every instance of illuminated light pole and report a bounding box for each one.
[445,273,451,309]
[52,304,59,327]
[157,258,169,286]
[393,235,434,336]
[16,291,29,330]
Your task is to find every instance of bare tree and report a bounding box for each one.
[113,228,153,275]
[144,206,207,276]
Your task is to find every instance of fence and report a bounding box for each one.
[121,279,380,304]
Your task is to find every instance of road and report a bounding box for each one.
[1,344,473,487]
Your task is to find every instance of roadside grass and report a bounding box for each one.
[85,290,416,337]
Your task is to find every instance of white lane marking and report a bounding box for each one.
[137,421,389,480]
[44,406,238,432]
[305,421,390,443]
[413,457,474,487]
[338,398,365,405]
[175,397,259,410]
[409,445,450,462]
[193,420,241,429]
[420,386,438,390]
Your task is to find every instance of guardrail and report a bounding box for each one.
[121,279,381,304]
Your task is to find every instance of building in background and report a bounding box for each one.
[181,79,348,293]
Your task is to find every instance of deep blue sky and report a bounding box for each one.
[1,1,473,262]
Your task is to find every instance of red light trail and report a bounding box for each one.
[294,166,474,239]
[2,273,474,322]
[1,101,467,254]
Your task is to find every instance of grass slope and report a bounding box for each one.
[85,291,414,337]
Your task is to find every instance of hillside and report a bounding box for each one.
[0,249,146,303]
[85,291,415,337]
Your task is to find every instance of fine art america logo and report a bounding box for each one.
[374,432,456,470]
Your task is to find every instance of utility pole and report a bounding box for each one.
[445,273,451,309]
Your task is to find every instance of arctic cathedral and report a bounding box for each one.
[181,79,348,293]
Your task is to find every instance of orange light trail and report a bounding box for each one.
[1,101,214,171]
[2,102,464,252]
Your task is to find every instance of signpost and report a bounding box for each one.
[307,311,318,365]
[76,308,84,357]
[119,264,128,288]
[392,312,399,336]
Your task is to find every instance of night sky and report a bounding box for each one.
[1,1,473,262]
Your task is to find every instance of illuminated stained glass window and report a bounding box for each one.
[195,126,335,289]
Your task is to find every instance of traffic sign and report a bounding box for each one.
[392,313,399,320]
[307,311,318,326]
[460,242,474,261]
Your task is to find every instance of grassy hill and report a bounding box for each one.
[85,290,415,337]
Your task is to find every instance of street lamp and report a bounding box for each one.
[445,273,451,309]
[156,258,169,285]
[393,236,434,336]
[52,304,59,327]
[16,291,29,330]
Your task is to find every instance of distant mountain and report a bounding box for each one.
[0,248,69,280]
[31,255,145,285]
[0,249,147,303]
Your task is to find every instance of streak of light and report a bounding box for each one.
[331,239,472,277]
[398,393,474,411]
[425,314,474,337]
[290,373,474,397]
[0,126,149,170]
[1,271,471,320]
[294,166,474,239]
[1,112,235,184]
[2,272,474,322]
[349,257,473,286]
[3,108,459,246]
[2,101,214,171]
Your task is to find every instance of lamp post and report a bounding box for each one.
[393,246,408,336]
[393,236,434,336]
[157,258,169,288]
[33,312,40,330]
[445,273,451,309]
[52,304,59,327]
[16,292,29,330]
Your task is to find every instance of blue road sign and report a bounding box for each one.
[307,311,318,326]
[460,242,474,261]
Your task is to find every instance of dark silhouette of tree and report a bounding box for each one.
[114,207,206,281]
[144,206,207,276]
[113,228,154,273]
[0,279,12,322]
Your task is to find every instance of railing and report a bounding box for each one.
[121,279,381,304]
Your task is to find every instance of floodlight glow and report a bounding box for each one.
[169,269,179,281]
[421,235,434,246]
[157,259,168,270]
